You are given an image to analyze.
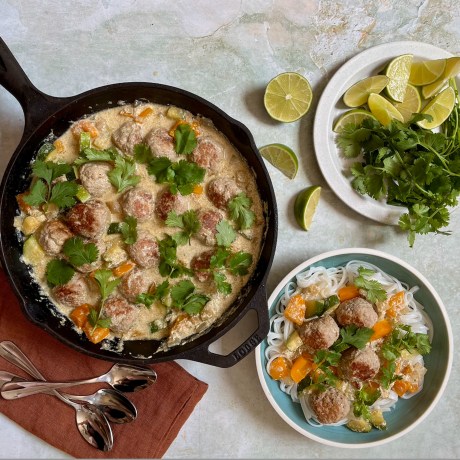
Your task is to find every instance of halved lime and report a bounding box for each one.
[342,75,389,107]
[368,93,404,126]
[259,143,299,179]
[408,59,446,86]
[264,72,313,122]
[384,54,413,102]
[422,57,460,99]
[392,84,422,123]
[333,109,377,133]
[294,185,321,231]
[417,86,455,129]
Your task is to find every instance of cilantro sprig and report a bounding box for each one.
[170,279,210,315]
[108,216,138,244]
[108,155,141,193]
[174,123,197,155]
[336,81,460,246]
[23,161,78,209]
[158,235,193,279]
[332,324,374,353]
[46,259,75,287]
[63,236,99,267]
[354,267,387,303]
[136,280,170,309]
[165,210,201,245]
[228,193,255,230]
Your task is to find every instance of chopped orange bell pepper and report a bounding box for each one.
[284,294,306,326]
[290,353,315,383]
[269,356,291,381]
[53,139,65,153]
[82,322,110,344]
[16,193,32,214]
[70,304,91,329]
[370,319,393,341]
[392,380,418,397]
[193,184,204,195]
[338,285,360,302]
[137,107,154,119]
[112,261,135,277]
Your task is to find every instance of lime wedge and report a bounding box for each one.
[264,72,313,122]
[392,84,422,123]
[342,75,389,107]
[384,54,413,102]
[368,93,404,126]
[417,86,455,129]
[259,143,299,179]
[408,59,446,86]
[333,109,377,133]
[422,57,460,99]
[294,185,321,231]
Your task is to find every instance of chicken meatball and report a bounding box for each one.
[119,268,153,302]
[52,273,95,308]
[103,296,138,334]
[112,121,143,155]
[191,250,214,282]
[144,127,178,161]
[339,346,380,382]
[309,387,351,424]
[127,232,159,268]
[207,177,241,210]
[190,137,223,173]
[79,162,113,197]
[155,189,189,221]
[121,187,155,222]
[38,219,73,255]
[299,315,340,350]
[335,297,378,328]
[195,209,223,246]
[66,200,111,239]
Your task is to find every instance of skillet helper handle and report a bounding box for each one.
[0,37,64,136]
[180,283,270,368]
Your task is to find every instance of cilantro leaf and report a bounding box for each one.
[210,247,231,269]
[170,279,210,315]
[46,259,75,287]
[133,143,153,164]
[158,235,193,278]
[213,272,232,295]
[74,146,117,165]
[216,220,236,247]
[333,325,374,351]
[23,180,48,207]
[63,236,99,267]
[136,280,170,308]
[49,181,79,209]
[165,210,200,246]
[227,251,253,275]
[87,307,112,328]
[174,123,197,155]
[228,193,255,230]
[354,267,387,303]
[108,216,138,244]
[93,269,121,301]
[108,155,141,193]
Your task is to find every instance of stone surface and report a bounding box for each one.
[0,0,459,458]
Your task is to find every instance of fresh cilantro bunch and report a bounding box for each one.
[23,160,78,209]
[354,267,387,303]
[336,86,460,246]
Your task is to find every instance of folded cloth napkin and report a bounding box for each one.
[0,269,208,458]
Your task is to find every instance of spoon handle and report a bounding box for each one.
[0,341,47,381]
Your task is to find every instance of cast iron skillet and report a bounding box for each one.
[0,38,277,367]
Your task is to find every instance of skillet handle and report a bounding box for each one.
[0,37,65,138]
[178,283,270,368]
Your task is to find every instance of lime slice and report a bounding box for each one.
[294,185,321,231]
[332,109,377,133]
[368,93,404,126]
[422,57,460,99]
[408,59,446,86]
[342,75,389,107]
[417,86,455,129]
[264,72,313,122]
[259,143,299,179]
[392,84,422,123]
[384,54,413,102]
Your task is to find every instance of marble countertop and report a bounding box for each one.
[1,0,459,458]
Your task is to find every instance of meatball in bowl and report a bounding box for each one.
[255,248,452,448]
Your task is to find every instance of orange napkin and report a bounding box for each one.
[0,268,208,458]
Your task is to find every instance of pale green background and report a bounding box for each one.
[0,0,459,458]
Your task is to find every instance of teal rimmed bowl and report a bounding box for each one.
[255,248,453,448]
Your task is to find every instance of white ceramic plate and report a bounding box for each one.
[313,41,454,225]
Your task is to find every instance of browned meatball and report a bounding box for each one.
[38,220,73,255]
[207,177,241,210]
[66,200,111,239]
[144,127,178,161]
[335,297,378,328]
[121,187,155,222]
[190,137,223,173]
[76,239,106,274]
[112,121,143,155]
[309,387,351,424]
[119,268,153,302]
[79,162,113,197]
[52,273,94,308]
[195,209,223,246]
[127,232,159,268]
[155,189,189,221]
[299,315,340,350]
[103,296,137,334]
[339,346,380,382]
[191,250,214,282]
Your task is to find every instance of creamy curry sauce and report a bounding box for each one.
[15,102,264,353]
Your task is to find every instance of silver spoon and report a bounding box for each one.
[0,369,136,424]
[0,341,136,423]
[1,362,157,399]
